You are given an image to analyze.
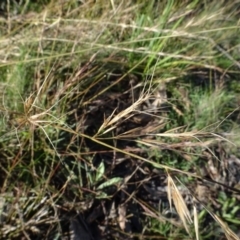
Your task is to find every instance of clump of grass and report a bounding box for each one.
[0,0,240,239]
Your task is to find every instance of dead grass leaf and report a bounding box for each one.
[211,213,239,240]
[118,204,127,231]
[167,174,192,234]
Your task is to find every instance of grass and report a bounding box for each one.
[0,0,240,239]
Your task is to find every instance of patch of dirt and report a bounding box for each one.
[47,62,240,239]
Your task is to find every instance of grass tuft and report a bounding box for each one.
[0,0,240,239]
